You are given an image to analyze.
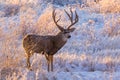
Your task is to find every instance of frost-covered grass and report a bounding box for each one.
[1,0,120,80]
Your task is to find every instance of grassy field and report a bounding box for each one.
[0,0,120,80]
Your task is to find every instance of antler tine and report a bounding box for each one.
[68,11,78,29]
[52,9,64,31]
[64,9,72,23]
[70,8,73,22]
[64,9,79,29]
[75,11,79,22]
[56,15,61,22]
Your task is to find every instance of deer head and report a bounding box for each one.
[52,8,79,40]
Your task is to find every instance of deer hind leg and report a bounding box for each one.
[27,55,30,68]
[26,53,32,70]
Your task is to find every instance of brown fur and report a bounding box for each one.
[23,32,67,55]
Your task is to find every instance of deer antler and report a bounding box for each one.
[64,8,79,29]
[52,9,64,31]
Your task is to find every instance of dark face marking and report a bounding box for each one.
[64,31,69,34]
[63,29,70,34]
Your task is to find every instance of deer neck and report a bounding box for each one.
[53,33,67,50]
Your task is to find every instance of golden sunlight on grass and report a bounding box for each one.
[99,0,120,13]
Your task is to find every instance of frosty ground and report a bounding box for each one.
[0,0,120,80]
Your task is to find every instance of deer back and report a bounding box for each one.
[23,34,54,54]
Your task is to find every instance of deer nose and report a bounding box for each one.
[68,35,71,38]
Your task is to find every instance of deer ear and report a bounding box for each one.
[59,26,65,31]
[69,28,76,32]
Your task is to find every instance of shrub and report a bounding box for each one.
[19,7,38,38]
[99,0,120,13]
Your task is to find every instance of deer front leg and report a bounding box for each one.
[51,55,53,71]
[45,54,53,72]
[49,55,53,72]
[47,55,51,72]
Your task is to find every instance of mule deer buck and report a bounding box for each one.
[23,9,79,71]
